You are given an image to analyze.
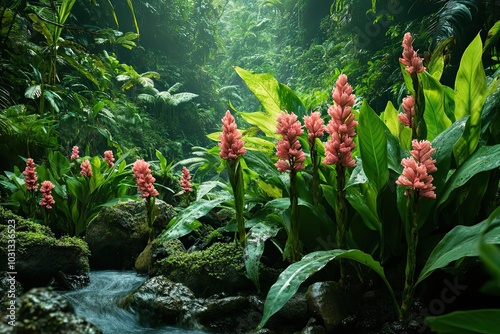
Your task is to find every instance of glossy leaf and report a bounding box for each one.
[421,71,452,141]
[438,144,500,209]
[258,249,398,329]
[453,33,487,165]
[380,101,401,137]
[417,207,500,285]
[358,101,388,192]
[426,309,500,334]
[244,222,281,290]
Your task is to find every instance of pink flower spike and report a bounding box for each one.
[396,140,437,199]
[275,111,306,173]
[23,158,39,191]
[181,166,193,193]
[80,160,93,177]
[39,180,55,209]
[133,159,159,198]
[399,95,415,128]
[219,110,246,160]
[71,146,79,160]
[103,150,115,168]
[303,111,325,144]
[399,32,425,74]
[324,74,358,168]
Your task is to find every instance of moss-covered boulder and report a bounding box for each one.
[155,242,253,297]
[85,199,176,269]
[135,238,186,275]
[0,208,90,290]
[15,288,101,333]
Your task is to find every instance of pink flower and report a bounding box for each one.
[324,74,358,168]
[133,159,159,198]
[398,95,415,128]
[396,140,437,199]
[275,111,306,172]
[103,150,115,168]
[39,180,55,209]
[219,110,246,160]
[71,146,79,160]
[80,160,93,177]
[180,166,193,193]
[399,32,425,75]
[23,158,39,191]
[303,111,325,144]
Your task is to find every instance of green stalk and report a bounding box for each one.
[335,164,348,283]
[146,196,156,243]
[227,158,246,244]
[283,169,301,263]
[310,140,321,206]
[401,191,418,319]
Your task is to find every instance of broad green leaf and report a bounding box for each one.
[421,71,452,140]
[346,181,382,232]
[239,111,278,138]
[48,151,71,180]
[453,33,487,165]
[438,144,500,209]
[417,207,500,285]
[479,243,500,284]
[426,309,500,334]
[158,196,232,240]
[380,101,401,137]
[400,62,415,96]
[359,101,388,192]
[483,20,500,54]
[244,222,281,290]
[427,37,455,81]
[257,249,398,329]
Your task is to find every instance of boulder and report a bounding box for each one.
[306,281,349,333]
[85,199,175,269]
[120,275,195,326]
[14,288,101,333]
[155,242,253,297]
[0,208,90,290]
[135,238,185,275]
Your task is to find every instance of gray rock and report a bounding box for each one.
[0,208,90,289]
[121,275,195,326]
[85,199,175,269]
[15,288,101,333]
[306,281,349,333]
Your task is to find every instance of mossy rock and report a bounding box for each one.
[85,199,176,269]
[0,208,90,289]
[155,242,252,297]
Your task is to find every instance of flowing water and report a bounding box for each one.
[63,270,209,334]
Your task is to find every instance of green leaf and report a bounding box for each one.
[47,151,71,180]
[417,207,500,285]
[258,249,398,329]
[426,309,500,334]
[380,101,401,137]
[400,62,415,96]
[346,181,382,232]
[427,37,455,81]
[453,33,487,165]
[438,144,500,209]
[158,196,232,240]
[244,221,281,290]
[421,72,452,141]
[239,111,278,138]
[358,100,388,192]
[483,20,500,54]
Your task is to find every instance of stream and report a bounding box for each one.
[63,270,209,334]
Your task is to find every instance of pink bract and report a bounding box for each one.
[219,110,246,160]
[133,159,159,198]
[39,180,55,209]
[23,158,39,191]
[275,111,306,173]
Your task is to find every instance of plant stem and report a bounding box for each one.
[227,158,246,244]
[310,140,320,206]
[335,164,348,283]
[146,196,156,243]
[288,169,301,263]
[401,192,418,319]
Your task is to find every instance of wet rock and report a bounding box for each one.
[122,275,195,326]
[135,238,185,275]
[306,281,349,333]
[0,208,90,289]
[15,288,101,333]
[85,199,175,269]
[155,242,253,297]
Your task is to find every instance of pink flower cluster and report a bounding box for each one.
[104,150,115,168]
[219,110,246,160]
[399,32,425,75]
[303,111,324,145]
[399,95,415,128]
[71,146,79,160]
[181,166,193,193]
[133,159,159,198]
[39,180,55,209]
[80,160,93,177]
[396,140,437,199]
[275,111,306,172]
[23,158,39,191]
[324,74,358,168]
